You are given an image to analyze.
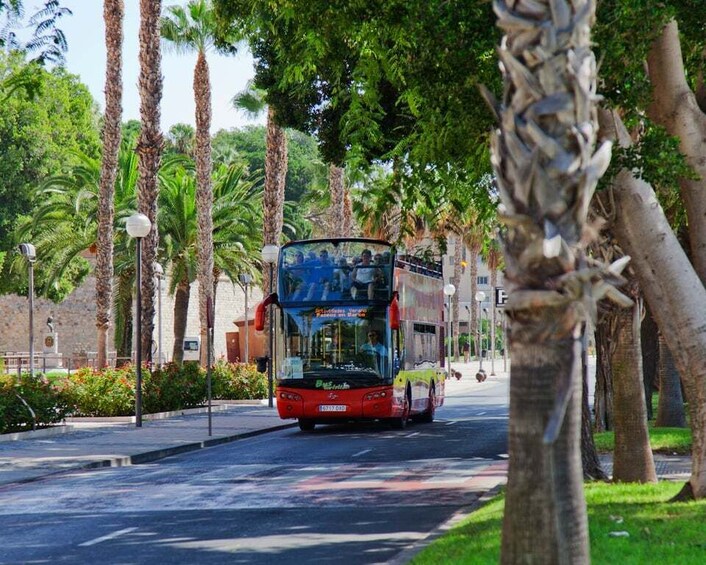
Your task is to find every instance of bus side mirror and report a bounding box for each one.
[255,293,279,331]
[389,293,400,330]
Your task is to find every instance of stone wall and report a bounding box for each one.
[0,271,263,364]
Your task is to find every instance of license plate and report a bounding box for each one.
[318,404,347,412]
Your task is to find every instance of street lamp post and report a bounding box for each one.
[261,244,279,408]
[443,284,456,380]
[475,291,486,374]
[18,243,36,378]
[239,273,253,363]
[154,262,164,367]
[126,213,152,427]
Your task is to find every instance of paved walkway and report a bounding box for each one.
[0,403,294,486]
[0,359,692,487]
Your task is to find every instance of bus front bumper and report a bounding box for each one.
[275,386,396,420]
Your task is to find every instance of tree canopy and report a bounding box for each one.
[0,52,100,255]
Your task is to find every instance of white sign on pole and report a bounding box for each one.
[495,287,508,307]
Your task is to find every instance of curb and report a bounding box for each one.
[7,422,297,487]
[0,425,75,443]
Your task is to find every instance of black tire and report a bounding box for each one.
[392,390,411,429]
[418,385,436,424]
[298,419,316,432]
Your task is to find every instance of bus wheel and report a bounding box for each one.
[298,419,316,432]
[392,391,411,429]
[419,385,435,423]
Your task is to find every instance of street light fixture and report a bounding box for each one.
[126,212,152,427]
[154,262,164,367]
[443,284,456,380]
[261,244,279,408]
[239,273,253,363]
[18,243,36,379]
[475,290,486,375]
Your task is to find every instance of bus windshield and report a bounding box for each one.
[279,240,393,303]
[278,305,392,382]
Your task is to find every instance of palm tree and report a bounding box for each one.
[162,0,240,364]
[137,0,163,362]
[95,0,124,368]
[490,1,618,561]
[233,82,288,294]
[158,158,262,361]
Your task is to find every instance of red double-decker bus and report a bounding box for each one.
[256,238,446,431]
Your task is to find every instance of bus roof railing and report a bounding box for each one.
[395,254,443,278]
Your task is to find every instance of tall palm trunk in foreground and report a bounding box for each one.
[263,105,287,293]
[137,0,163,361]
[96,0,124,368]
[490,1,615,561]
[194,50,214,366]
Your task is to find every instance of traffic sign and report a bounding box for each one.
[495,286,508,307]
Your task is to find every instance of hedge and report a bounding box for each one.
[1,361,266,432]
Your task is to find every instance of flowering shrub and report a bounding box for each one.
[143,362,205,413]
[58,366,136,417]
[0,373,69,433]
[211,361,266,400]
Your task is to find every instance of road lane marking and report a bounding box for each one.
[352,449,371,457]
[79,527,137,547]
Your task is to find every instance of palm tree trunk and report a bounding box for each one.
[655,332,687,428]
[342,188,353,237]
[95,0,124,368]
[487,246,500,367]
[469,243,479,358]
[328,164,344,237]
[582,331,607,480]
[611,301,657,483]
[593,312,614,432]
[194,51,214,367]
[172,279,190,364]
[114,270,133,365]
[452,237,462,359]
[641,304,659,420]
[137,0,163,362]
[264,106,287,293]
[494,1,606,560]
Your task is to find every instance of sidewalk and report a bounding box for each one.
[0,403,294,486]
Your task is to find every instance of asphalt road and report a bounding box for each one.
[0,375,508,565]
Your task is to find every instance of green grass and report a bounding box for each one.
[411,483,706,564]
[593,427,692,455]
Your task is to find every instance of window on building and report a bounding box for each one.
[477,276,488,285]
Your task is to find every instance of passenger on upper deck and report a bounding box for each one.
[285,251,307,299]
[351,249,386,299]
[332,257,352,296]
